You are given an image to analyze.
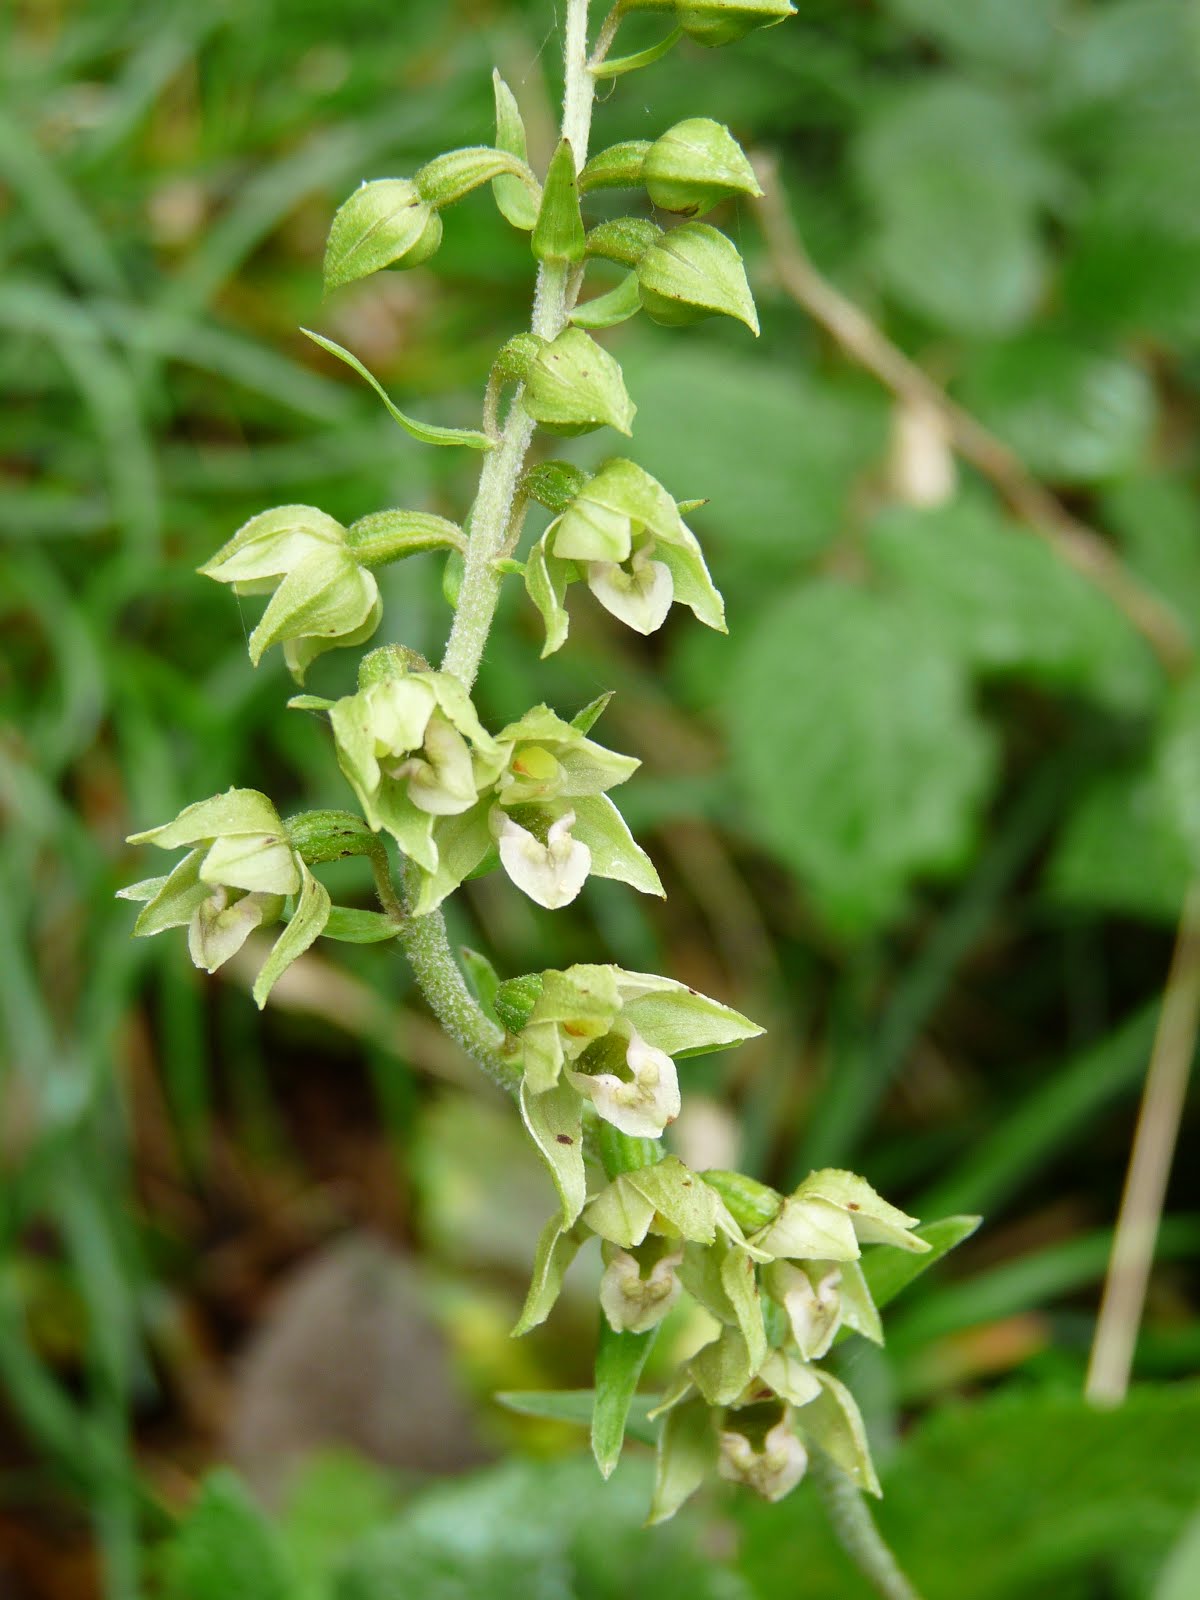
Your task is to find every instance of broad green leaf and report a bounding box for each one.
[592,1319,658,1478]
[736,1383,1200,1599]
[855,79,1050,334]
[957,333,1155,486]
[301,329,492,449]
[1048,766,1188,924]
[165,1470,290,1600]
[728,580,997,935]
[869,496,1160,713]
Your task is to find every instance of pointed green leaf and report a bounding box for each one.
[301,329,492,449]
[492,71,539,230]
[532,139,585,265]
[494,1389,662,1447]
[856,1213,981,1315]
[513,1215,584,1336]
[571,272,644,330]
[519,1080,586,1226]
[593,1319,658,1479]
[592,25,684,79]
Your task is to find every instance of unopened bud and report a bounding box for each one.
[323,179,441,292]
[637,222,759,333]
[523,328,636,436]
[643,118,762,216]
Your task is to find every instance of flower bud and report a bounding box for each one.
[599,1244,684,1333]
[323,179,442,293]
[717,1409,808,1502]
[637,222,759,332]
[522,328,636,436]
[676,0,797,48]
[643,118,762,216]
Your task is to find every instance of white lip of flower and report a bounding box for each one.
[599,1247,684,1334]
[587,550,674,635]
[187,886,282,974]
[568,1026,681,1138]
[717,1413,808,1503]
[497,810,591,909]
[390,715,479,816]
[776,1262,842,1360]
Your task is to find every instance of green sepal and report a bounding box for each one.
[323,179,441,292]
[301,329,492,449]
[611,969,763,1057]
[284,809,379,865]
[532,139,586,265]
[637,221,759,332]
[580,141,652,193]
[128,789,285,851]
[571,794,664,897]
[520,1080,586,1227]
[121,850,209,938]
[571,273,644,330]
[592,25,684,80]
[513,1214,585,1336]
[321,907,401,943]
[593,1319,658,1479]
[586,217,662,267]
[252,862,332,1008]
[798,1372,880,1496]
[414,146,538,209]
[346,509,466,564]
[492,71,540,230]
[647,1395,717,1525]
[525,536,573,656]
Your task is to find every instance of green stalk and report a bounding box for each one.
[810,1451,922,1600]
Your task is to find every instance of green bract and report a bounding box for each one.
[675,0,797,48]
[120,790,333,1006]
[526,457,726,650]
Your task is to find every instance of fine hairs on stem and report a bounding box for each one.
[122,0,938,1581]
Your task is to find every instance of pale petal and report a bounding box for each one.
[498,810,591,909]
[587,558,674,634]
[717,1413,808,1503]
[569,1026,681,1138]
[599,1247,684,1334]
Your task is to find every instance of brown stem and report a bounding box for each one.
[1085,879,1200,1404]
[751,154,1194,681]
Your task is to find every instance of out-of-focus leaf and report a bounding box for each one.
[886,0,1064,73]
[736,1384,1200,1599]
[335,1456,749,1600]
[1155,672,1200,872]
[1106,476,1200,649]
[495,1389,661,1447]
[855,79,1052,334]
[165,1471,291,1600]
[1156,1508,1200,1600]
[1048,767,1188,923]
[869,497,1161,713]
[957,333,1155,486]
[617,339,887,568]
[728,579,997,934]
[279,1452,398,1600]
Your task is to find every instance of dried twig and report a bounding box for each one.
[751,154,1194,680]
[1085,880,1200,1404]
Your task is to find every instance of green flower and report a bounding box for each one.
[525,459,725,653]
[200,505,381,683]
[120,790,332,1007]
[496,962,763,1134]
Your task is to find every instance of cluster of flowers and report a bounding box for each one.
[494,960,928,1517]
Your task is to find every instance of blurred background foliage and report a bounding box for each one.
[2,0,1200,1595]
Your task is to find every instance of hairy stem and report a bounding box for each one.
[441,0,597,691]
[810,1453,921,1600]
[407,0,598,1085]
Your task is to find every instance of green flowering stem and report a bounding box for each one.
[398,909,520,1095]
[809,1450,921,1600]
[441,0,600,690]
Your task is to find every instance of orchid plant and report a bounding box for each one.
[123,0,968,1581]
